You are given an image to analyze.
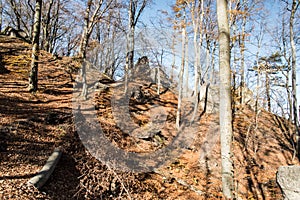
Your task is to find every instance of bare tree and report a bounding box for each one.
[4,0,35,38]
[41,0,54,52]
[217,0,234,198]
[186,0,204,121]
[79,0,113,99]
[173,0,187,129]
[126,0,147,69]
[28,0,42,92]
[288,0,300,158]
[268,6,294,120]
[176,25,186,129]
[239,0,247,105]
[124,0,147,92]
[79,0,113,59]
[251,18,265,114]
[41,0,66,53]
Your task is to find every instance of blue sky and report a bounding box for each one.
[138,0,299,116]
[141,0,173,25]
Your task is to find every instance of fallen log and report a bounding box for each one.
[27,147,63,189]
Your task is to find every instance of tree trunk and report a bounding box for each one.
[217,0,234,199]
[43,0,54,52]
[184,35,189,96]
[9,0,21,30]
[126,27,134,71]
[78,0,92,100]
[209,41,217,84]
[192,27,199,120]
[124,0,147,93]
[0,0,2,32]
[281,13,293,122]
[239,4,246,105]
[157,66,161,95]
[28,0,42,92]
[191,0,203,121]
[254,24,264,114]
[176,26,186,129]
[286,70,292,122]
[265,72,271,112]
[171,35,176,83]
[231,20,237,111]
[79,0,92,60]
[289,0,299,158]
[125,0,135,93]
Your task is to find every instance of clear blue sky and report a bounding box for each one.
[141,0,173,25]
[140,0,299,116]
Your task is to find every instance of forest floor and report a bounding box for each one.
[0,35,299,200]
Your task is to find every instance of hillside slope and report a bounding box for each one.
[0,35,298,199]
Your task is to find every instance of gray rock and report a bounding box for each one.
[199,83,219,114]
[277,165,300,200]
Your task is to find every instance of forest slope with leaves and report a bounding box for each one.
[0,36,299,199]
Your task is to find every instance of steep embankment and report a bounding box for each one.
[0,35,298,199]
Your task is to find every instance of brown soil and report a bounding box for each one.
[0,35,298,199]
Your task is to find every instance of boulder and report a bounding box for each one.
[277,165,300,200]
[133,56,171,88]
[1,26,30,43]
[199,83,219,114]
[233,86,255,108]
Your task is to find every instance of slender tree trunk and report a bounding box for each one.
[265,72,271,112]
[9,0,21,30]
[108,23,116,78]
[43,0,54,52]
[289,0,299,158]
[157,66,161,95]
[79,0,92,60]
[48,0,60,54]
[231,20,237,111]
[204,40,210,82]
[125,0,135,93]
[28,0,42,92]
[185,35,189,96]
[171,35,176,83]
[217,0,234,198]
[286,70,292,121]
[281,13,293,122]
[255,70,261,113]
[0,0,2,32]
[176,26,186,129]
[209,41,217,84]
[190,0,203,121]
[254,24,264,114]
[127,28,134,71]
[192,28,199,119]
[79,0,92,100]
[239,11,246,105]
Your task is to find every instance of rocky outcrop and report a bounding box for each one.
[1,26,30,43]
[133,56,171,88]
[198,84,255,114]
[199,83,219,114]
[277,165,300,200]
